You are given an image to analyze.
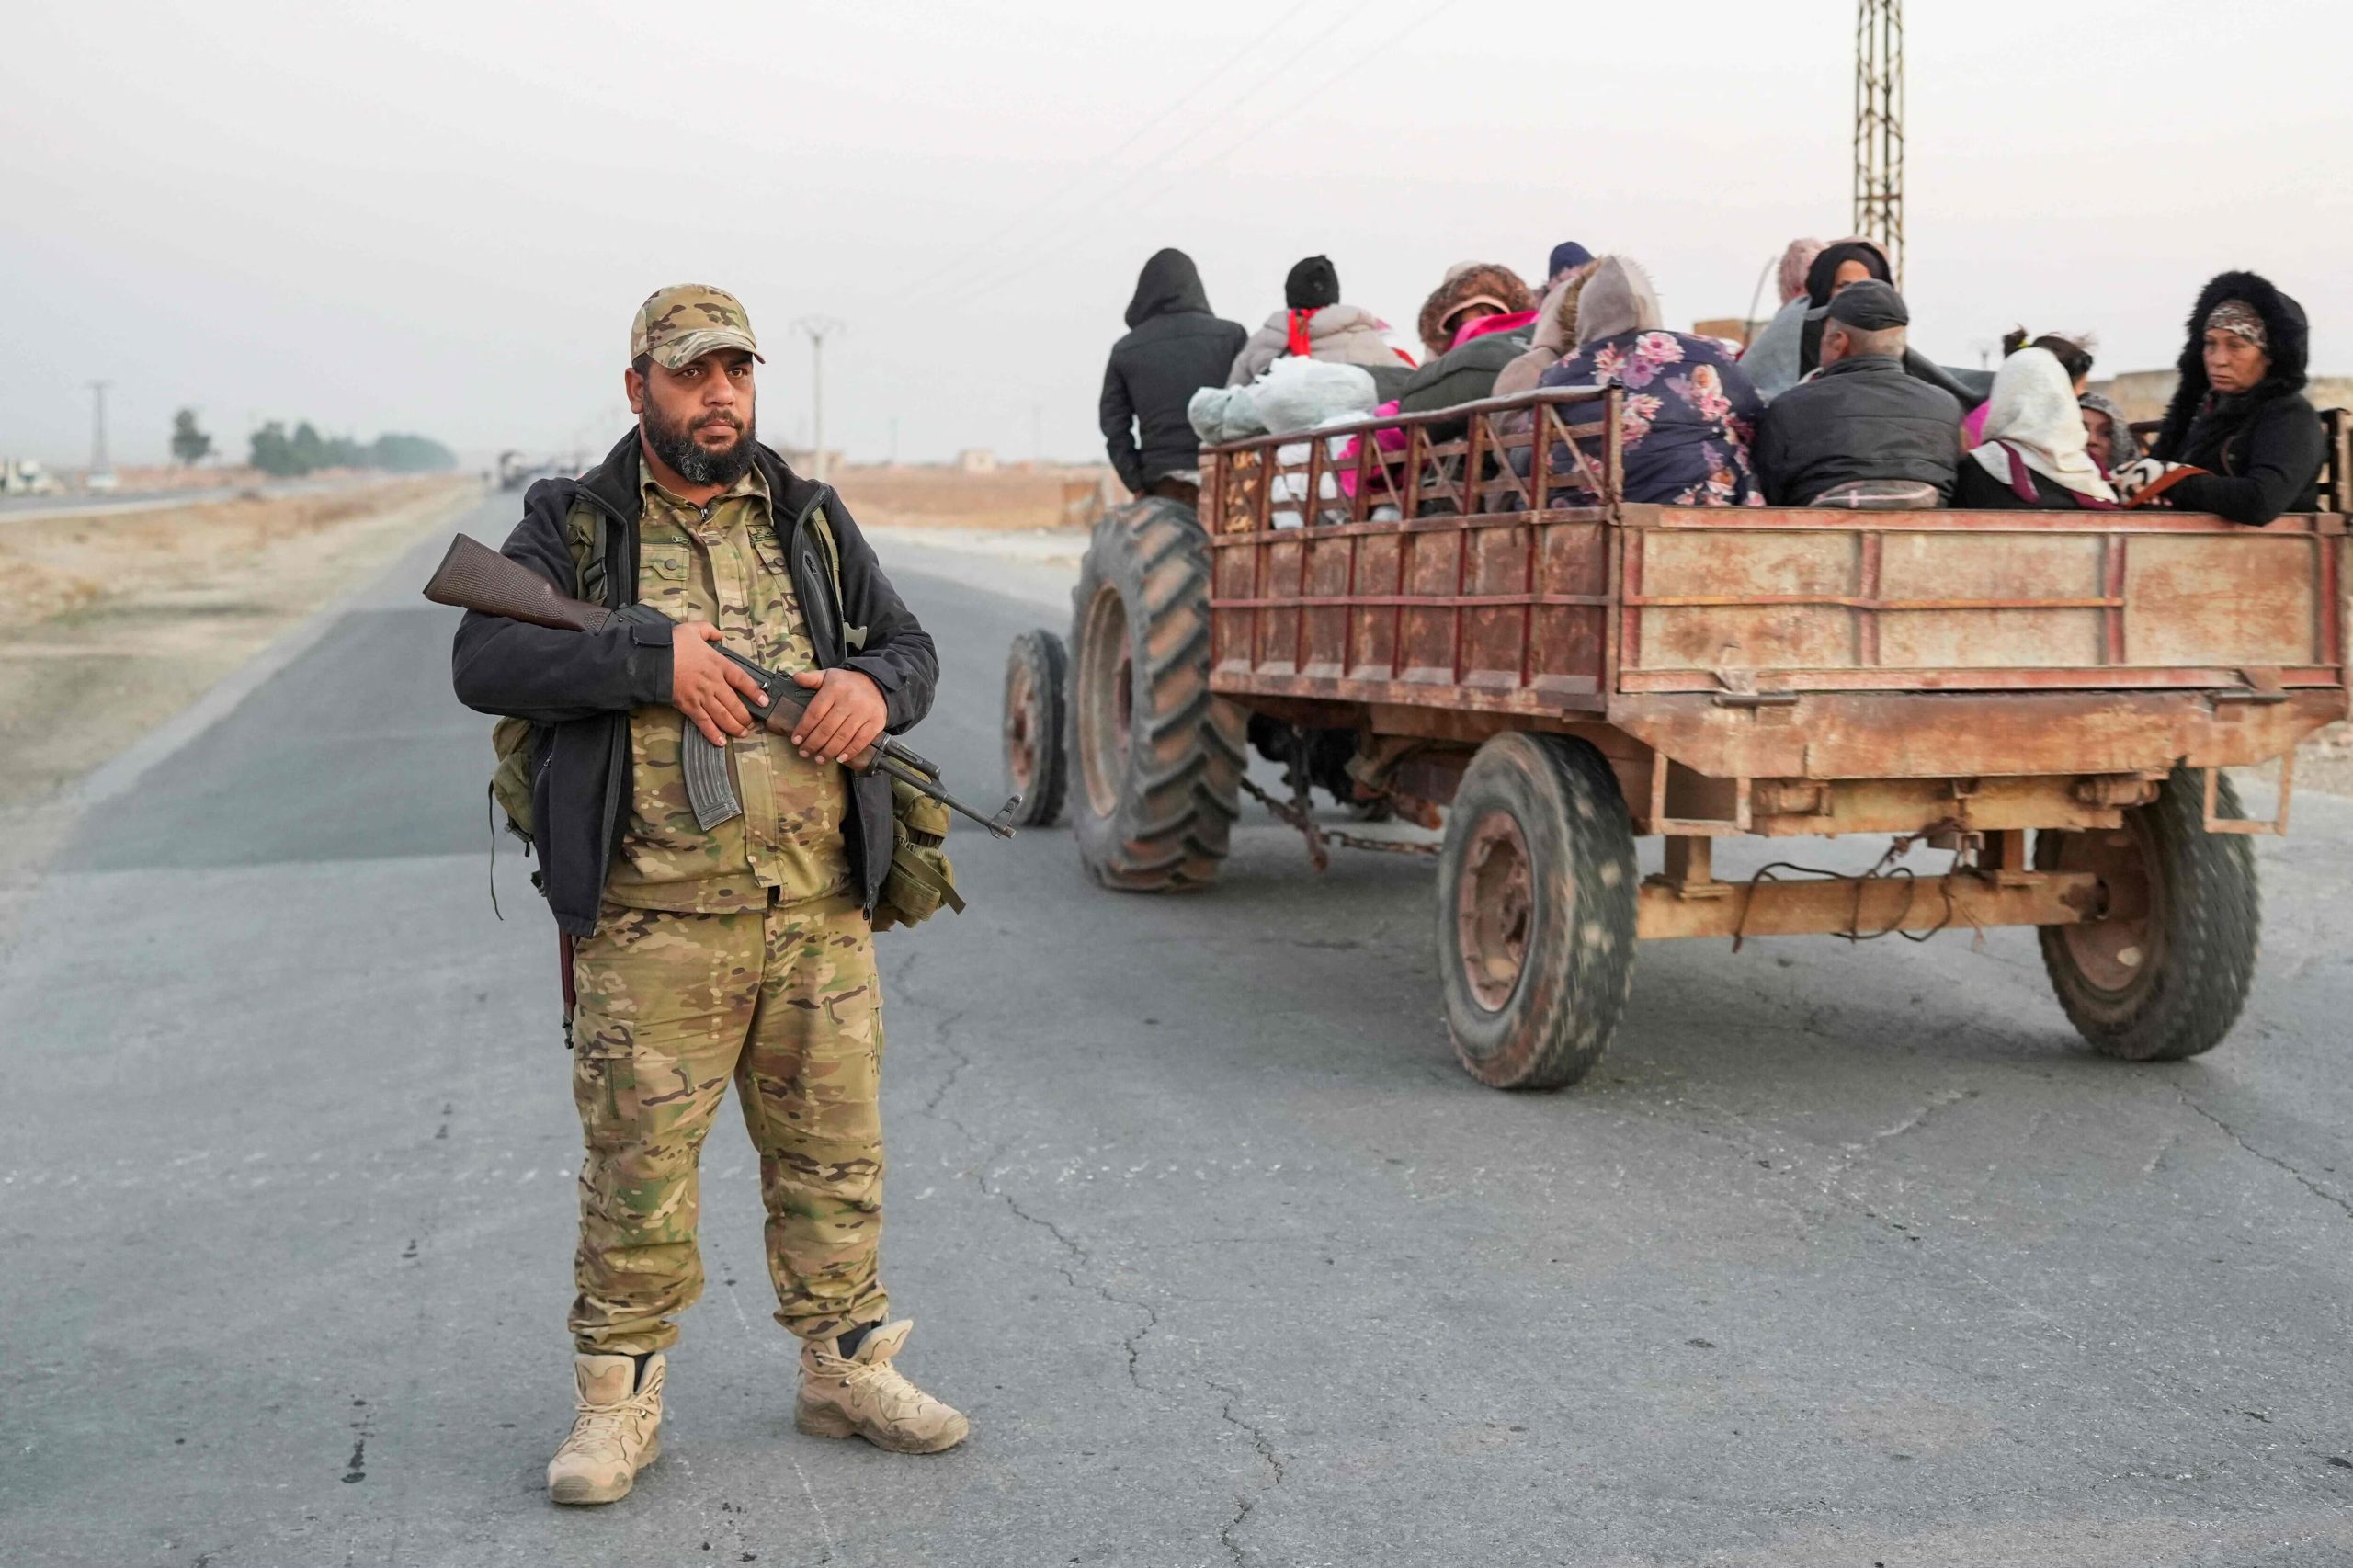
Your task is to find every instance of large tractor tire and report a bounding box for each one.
[2035,766,2260,1062]
[1002,629,1068,827]
[1067,497,1245,892]
[1437,733,1639,1089]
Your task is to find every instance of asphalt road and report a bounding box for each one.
[5,493,2349,1568]
[0,474,376,523]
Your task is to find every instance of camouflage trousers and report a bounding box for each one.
[567,894,888,1354]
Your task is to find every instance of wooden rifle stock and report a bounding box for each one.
[423,534,615,633]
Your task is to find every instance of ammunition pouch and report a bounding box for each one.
[871,775,965,932]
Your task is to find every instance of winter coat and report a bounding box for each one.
[1740,295,1811,403]
[1753,353,1961,506]
[1099,249,1248,494]
[1227,304,1407,387]
[2152,269,2325,525]
[449,432,938,937]
[1537,329,1768,506]
[1397,331,1531,420]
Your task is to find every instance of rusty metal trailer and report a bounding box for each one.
[1002,387,2349,1088]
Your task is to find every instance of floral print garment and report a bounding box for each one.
[1538,330,1768,506]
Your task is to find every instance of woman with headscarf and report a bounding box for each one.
[1950,347,2118,509]
[1788,238,1984,412]
[1961,331,2094,449]
[2119,270,2325,525]
[1492,257,1600,401]
[1534,256,1767,506]
[2076,392,2139,475]
[1735,237,1824,403]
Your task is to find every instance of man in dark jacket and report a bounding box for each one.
[1098,248,1246,505]
[1755,281,1961,506]
[450,285,964,1506]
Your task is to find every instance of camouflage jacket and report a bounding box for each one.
[602,460,849,911]
[451,430,938,937]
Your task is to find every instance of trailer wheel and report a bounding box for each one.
[1068,497,1245,892]
[1002,629,1067,827]
[1438,733,1638,1089]
[2035,766,2260,1062]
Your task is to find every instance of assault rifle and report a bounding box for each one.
[426,534,1017,837]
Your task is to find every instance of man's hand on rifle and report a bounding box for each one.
[670,622,767,746]
[790,668,886,763]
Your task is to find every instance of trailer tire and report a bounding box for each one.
[2035,766,2260,1062]
[1068,497,1245,892]
[1002,629,1068,827]
[1438,733,1638,1089]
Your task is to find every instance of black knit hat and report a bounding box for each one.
[1284,255,1339,311]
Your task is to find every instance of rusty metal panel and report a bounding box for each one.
[1608,688,2347,781]
[1347,530,1404,681]
[1300,532,1354,679]
[1400,527,1463,687]
[1633,528,1855,670]
[1876,532,2106,667]
[2122,533,2322,666]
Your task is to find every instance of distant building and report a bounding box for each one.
[955,449,997,474]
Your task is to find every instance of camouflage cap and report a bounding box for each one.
[631,284,764,370]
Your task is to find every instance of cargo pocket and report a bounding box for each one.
[572,1035,641,1151]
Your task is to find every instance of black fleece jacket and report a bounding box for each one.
[449,431,938,937]
[1099,249,1247,494]
[2153,269,2324,526]
[1754,353,1962,506]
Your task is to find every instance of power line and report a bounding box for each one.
[959,0,1460,308]
[954,1,1381,303]
[1181,0,1466,166]
[891,0,1324,295]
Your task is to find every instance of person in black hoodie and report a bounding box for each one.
[2129,269,2325,525]
[1098,248,1246,504]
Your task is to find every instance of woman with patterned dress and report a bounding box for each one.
[1534,256,1768,506]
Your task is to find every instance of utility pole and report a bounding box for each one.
[1853,0,1904,285]
[792,317,846,482]
[87,380,114,486]
[1031,403,1043,468]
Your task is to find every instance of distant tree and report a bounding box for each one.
[290,421,327,473]
[248,421,299,476]
[169,408,214,466]
[367,433,458,472]
[245,419,457,478]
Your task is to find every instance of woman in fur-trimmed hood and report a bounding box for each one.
[1415,261,1537,359]
[2140,269,2324,525]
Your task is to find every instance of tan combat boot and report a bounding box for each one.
[795,1322,970,1453]
[548,1352,664,1505]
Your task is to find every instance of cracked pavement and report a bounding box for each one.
[3,499,2350,1566]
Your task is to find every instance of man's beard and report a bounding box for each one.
[642,400,757,486]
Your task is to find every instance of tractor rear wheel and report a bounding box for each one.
[1437,733,1638,1089]
[2035,766,2260,1062]
[1067,497,1245,892]
[1002,629,1067,827]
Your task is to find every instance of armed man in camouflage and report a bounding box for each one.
[452,284,965,1506]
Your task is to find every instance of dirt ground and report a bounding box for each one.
[830,462,1117,532]
[0,476,479,926]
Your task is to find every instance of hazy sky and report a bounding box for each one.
[6,1,2347,470]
